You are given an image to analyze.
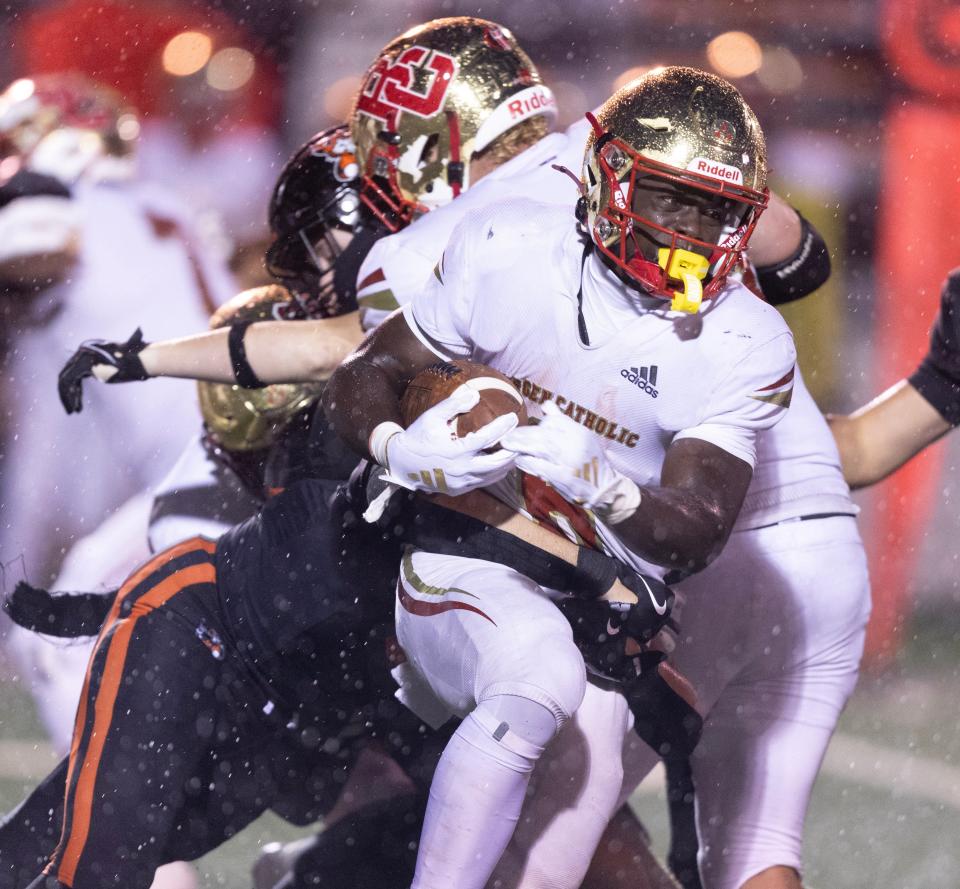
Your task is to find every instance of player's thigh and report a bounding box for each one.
[670,517,871,721]
[396,551,586,722]
[50,612,256,886]
[691,538,867,887]
[165,722,307,862]
[692,700,839,889]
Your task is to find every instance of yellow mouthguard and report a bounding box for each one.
[658,247,708,314]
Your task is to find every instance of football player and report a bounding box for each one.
[53,20,853,889]
[322,68,798,889]
[28,115,680,889]
[341,32,862,889]
[0,73,235,589]
[1,453,675,889]
[828,267,960,487]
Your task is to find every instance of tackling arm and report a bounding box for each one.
[58,311,364,413]
[137,312,364,383]
[748,190,831,305]
[829,381,951,490]
[829,268,960,488]
[747,190,803,267]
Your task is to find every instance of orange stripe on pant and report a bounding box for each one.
[52,537,216,887]
[49,537,215,878]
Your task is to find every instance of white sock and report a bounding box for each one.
[410,696,558,889]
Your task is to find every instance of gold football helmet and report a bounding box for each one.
[351,17,557,229]
[0,73,137,181]
[198,286,323,452]
[581,66,768,312]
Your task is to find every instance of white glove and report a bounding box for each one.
[501,400,641,524]
[376,384,519,496]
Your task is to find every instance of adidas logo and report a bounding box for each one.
[621,365,659,397]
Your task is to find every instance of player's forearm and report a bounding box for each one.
[614,486,730,575]
[748,193,831,305]
[828,380,951,489]
[139,314,364,385]
[323,351,407,459]
[427,489,637,603]
[747,190,803,267]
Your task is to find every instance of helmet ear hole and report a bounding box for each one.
[575,196,589,224]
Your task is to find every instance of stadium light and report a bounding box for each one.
[162,31,213,77]
[707,31,762,79]
[757,46,804,93]
[206,48,256,92]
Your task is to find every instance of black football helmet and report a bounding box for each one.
[265,124,387,318]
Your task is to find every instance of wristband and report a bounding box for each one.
[369,420,404,466]
[572,547,620,598]
[228,321,266,389]
[755,214,831,306]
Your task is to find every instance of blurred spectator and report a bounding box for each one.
[0,72,235,588]
[15,0,285,260]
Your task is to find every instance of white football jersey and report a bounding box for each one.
[0,179,235,584]
[358,118,855,529]
[407,200,797,577]
[356,118,590,330]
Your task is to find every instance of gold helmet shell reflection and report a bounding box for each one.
[582,66,768,309]
[197,285,323,452]
[351,16,556,227]
[0,73,138,181]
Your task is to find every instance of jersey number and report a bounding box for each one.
[356,46,458,130]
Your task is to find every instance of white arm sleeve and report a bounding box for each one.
[674,331,797,468]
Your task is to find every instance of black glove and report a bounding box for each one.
[557,573,677,684]
[614,568,676,641]
[58,327,151,414]
[3,580,115,637]
[624,652,703,759]
[908,268,960,426]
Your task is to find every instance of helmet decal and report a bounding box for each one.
[350,17,557,229]
[355,46,458,131]
[314,131,359,183]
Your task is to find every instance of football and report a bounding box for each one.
[400,360,528,436]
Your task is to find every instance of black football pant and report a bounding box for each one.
[0,758,68,889]
[15,538,351,889]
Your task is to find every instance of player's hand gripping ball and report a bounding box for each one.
[376,361,527,497]
[400,360,528,437]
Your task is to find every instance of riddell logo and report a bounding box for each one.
[507,87,556,120]
[621,365,659,397]
[689,157,744,185]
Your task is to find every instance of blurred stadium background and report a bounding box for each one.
[1,0,958,885]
